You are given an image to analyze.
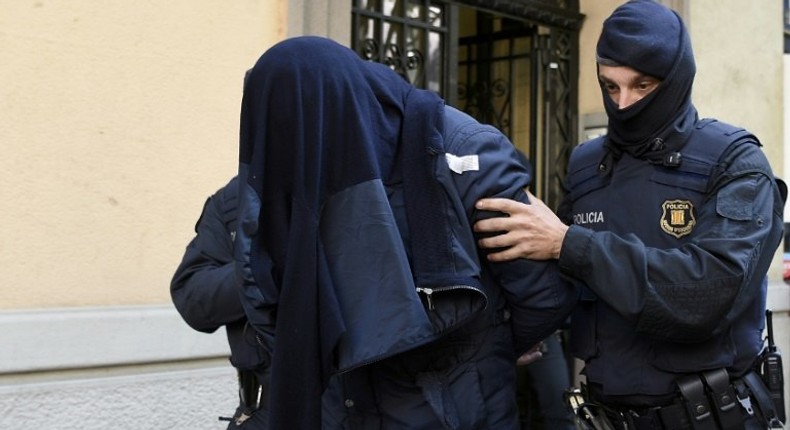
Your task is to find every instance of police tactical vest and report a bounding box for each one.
[566,118,758,247]
[565,118,763,397]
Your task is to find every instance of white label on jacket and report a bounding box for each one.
[445,153,479,174]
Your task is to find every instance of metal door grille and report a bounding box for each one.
[351,0,582,210]
[352,0,449,95]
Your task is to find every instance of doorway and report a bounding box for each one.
[351,0,582,210]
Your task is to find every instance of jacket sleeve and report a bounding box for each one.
[441,112,579,354]
[170,183,246,333]
[235,164,278,355]
[558,143,784,342]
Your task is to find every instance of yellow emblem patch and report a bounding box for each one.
[660,200,695,238]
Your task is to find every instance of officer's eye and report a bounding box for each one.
[636,79,659,93]
[601,81,619,95]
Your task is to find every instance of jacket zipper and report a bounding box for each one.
[337,284,487,374]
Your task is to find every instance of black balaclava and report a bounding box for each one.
[596,0,697,159]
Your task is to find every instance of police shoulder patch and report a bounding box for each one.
[660,199,696,238]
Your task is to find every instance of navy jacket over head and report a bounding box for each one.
[235,36,577,429]
[236,36,441,429]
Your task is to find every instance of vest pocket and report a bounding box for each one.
[649,166,710,193]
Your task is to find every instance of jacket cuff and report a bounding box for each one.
[558,224,594,277]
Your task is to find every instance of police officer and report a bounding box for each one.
[474,1,785,429]
[171,176,268,428]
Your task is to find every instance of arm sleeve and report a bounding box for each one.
[442,121,579,354]
[235,164,278,354]
[559,143,784,342]
[170,190,246,333]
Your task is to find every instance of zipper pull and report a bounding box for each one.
[416,287,435,310]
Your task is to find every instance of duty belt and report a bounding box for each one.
[567,369,781,430]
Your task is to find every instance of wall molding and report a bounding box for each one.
[0,305,229,374]
[1,282,786,375]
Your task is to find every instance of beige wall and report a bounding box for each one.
[0,4,354,427]
[0,1,285,309]
[1,0,784,306]
[689,0,784,168]
[578,0,620,116]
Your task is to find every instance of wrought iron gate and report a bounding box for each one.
[351,0,583,210]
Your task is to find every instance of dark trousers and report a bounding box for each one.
[518,331,576,430]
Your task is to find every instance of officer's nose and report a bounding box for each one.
[616,89,639,109]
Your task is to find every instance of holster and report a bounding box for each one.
[239,369,262,410]
[234,368,264,425]
[565,386,616,430]
[755,345,785,425]
[739,371,784,429]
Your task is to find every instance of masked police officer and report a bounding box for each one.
[474,1,785,429]
[171,176,269,428]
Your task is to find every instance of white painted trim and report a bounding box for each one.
[0,365,233,394]
[768,280,790,312]
[0,305,229,374]
[2,282,784,375]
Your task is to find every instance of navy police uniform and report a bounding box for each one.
[558,1,785,429]
[171,176,268,428]
[562,119,784,429]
